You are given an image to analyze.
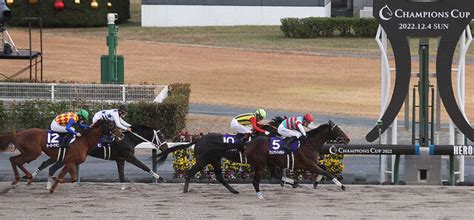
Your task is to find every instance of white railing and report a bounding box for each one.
[0,82,167,102]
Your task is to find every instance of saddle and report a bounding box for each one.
[268,137,300,155]
[46,130,75,148]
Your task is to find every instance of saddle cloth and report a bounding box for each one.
[222,134,246,144]
[46,130,76,148]
[95,136,114,148]
[268,137,300,155]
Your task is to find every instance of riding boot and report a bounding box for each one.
[281,137,297,153]
[60,134,72,148]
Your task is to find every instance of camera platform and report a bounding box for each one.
[0,17,43,82]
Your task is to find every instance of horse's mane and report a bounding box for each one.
[269,116,285,127]
[306,123,331,137]
[83,119,104,134]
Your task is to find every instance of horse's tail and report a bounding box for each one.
[0,133,16,152]
[155,140,198,165]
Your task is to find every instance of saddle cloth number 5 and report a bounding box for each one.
[272,139,281,150]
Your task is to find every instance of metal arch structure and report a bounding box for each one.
[449,27,472,182]
[367,0,474,142]
[369,0,473,184]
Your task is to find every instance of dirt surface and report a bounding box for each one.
[4,31,474,120]
[0,182,472,219]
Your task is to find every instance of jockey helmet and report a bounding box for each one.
[303,113,314,123]
[255,109,267,120]
[118,104,128,113]
[76,109,89,120]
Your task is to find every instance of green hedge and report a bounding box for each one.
[281,17,474,39]
[8,0,130,27]
[280,17,379,38]
[0,83,190,139]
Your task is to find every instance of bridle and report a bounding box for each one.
[327,121,345,144]
[130,129,167,149]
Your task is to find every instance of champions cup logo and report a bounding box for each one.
[379,5,393,21]
[329,145,338,155]
[378,4,471,21]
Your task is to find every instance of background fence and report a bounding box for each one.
[0,82,167,102]
[0,82,173,134]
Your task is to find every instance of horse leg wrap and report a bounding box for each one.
[332,178,342,187]
[281,176,295,185]
[256,192,264,200]
[149,171,160,180]
[121,184,127,190]
[46,177,53,190]
[31,169,40,178]
[315,175,323,183]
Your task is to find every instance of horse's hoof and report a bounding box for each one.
[279,181,284,187]
[313,183,319,189]
[230,190,239,194]
[292,182,300,188]
[341,185,346,191]
[11,178,19,185]
[158,177,166,183]
[27,179,33,185]
[256,192,264,200]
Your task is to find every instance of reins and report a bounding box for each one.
[130,130,165,148]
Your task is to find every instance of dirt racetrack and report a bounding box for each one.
[0,182,472,219]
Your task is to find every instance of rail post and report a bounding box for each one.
[152,149,157,183]
[76,165,81,183]
[377,119,384,183]
[394,154,400,185]
[449,154,455,186]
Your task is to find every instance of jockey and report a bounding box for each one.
[277,113,315,152]
[50,109,90,148]
[231,109,270,141]
[92,104,131,132]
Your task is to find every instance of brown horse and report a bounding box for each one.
[0,119,121,191]
[32,125,168,188]
[48,119,122,193]
[245,120,350,199]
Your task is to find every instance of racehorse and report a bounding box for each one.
[156,124,280,194]
[245,120,350,199]
[267,116,342,188]
[31,125,168,187]
[0,119,121,191]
